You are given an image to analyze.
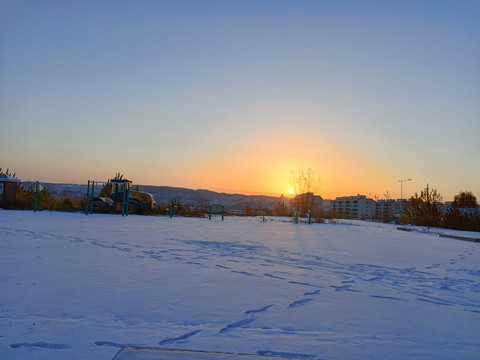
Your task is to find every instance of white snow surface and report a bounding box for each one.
[1,210,479,360]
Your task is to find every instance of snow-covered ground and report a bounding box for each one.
[1,210,479,360]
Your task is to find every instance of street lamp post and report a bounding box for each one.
[398,178,411,200]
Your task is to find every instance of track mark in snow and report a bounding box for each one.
[94,341,127,348]
[158,329,202,345]
[231,270,259,277]
[465,309,480,314]
[304,289,321,296]
[416,298,454,306]
[400,267,417,274]
[245,304,274,314]
[289,298,313,308]
[264,273,286,280]
[331,285,361,292]
[187,261,207,267]
[10,342,72,349]
[369,295,408,302]
[257,350,318,358]
[289,281,318,287]
[295,266,314,271]
[216,265,231,269]
[219,318,256,334]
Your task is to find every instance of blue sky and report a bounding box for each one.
[1,0,479,200]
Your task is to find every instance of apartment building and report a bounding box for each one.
[375,199,396,222]
[292,192,323,214]
[331,195,376,220]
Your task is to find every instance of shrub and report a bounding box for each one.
[399,184,443,228]
[443,208,480,232]
[56,197,80,212]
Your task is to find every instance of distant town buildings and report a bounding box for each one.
[375,199,396,222]
[330,195,376,220]
[292,194,480,223]
[291,192,323,215]
[327,196,406,222]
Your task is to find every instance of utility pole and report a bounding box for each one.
[398,178,411,200]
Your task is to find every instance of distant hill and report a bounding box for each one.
[21,182,281,210]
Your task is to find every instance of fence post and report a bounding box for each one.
[294,211,299,224]
[125,182,130,216]
[308,210,311,224]
[85,181,90,215]
[221,205,224,221]
[209,205,212,220]
[89,181,95,214]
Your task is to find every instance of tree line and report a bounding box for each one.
[2,169,478,231]
[399,185,479,231]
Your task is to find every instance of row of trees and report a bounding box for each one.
[399,185,479,231]
[3,169,478,231]
[1,168,82,211]
[15,185,81,211]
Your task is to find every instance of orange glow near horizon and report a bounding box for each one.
[10,131,397,200]
[144,131,395,200]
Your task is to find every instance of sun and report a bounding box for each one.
[289,189,294,195]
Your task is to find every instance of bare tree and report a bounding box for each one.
[290,168,319,195]
[383,191,391,200]
[290,168,321,216]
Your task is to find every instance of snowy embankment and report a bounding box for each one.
[0,210,479,360]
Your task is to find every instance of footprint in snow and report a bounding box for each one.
[288,298,313,308]
[245,304,274,314]
[158,329,202,345]
[94,341,127,348]
[219,318,256,334]
[257,350,318,358]
[289,281,318,287]
[331,285,361,292]
[369,295,408,302]
[304,289,321,296]
[10,342,72,350]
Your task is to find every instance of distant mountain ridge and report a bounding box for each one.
[21,182,281,209]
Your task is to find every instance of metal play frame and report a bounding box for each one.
[208,204,224,221]
[85,180,131,216]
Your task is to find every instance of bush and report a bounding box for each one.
[56,197,81,212]
[14,184,56,210]
[443,208,480,232]
[399,184,443,228]
[273,196,290,216]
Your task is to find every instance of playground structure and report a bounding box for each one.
[22,180,314,223]
[208,204,224,220]
[85,179,156,216]
[293,210,312,224]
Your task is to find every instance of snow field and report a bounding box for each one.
[0,210,479,360]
